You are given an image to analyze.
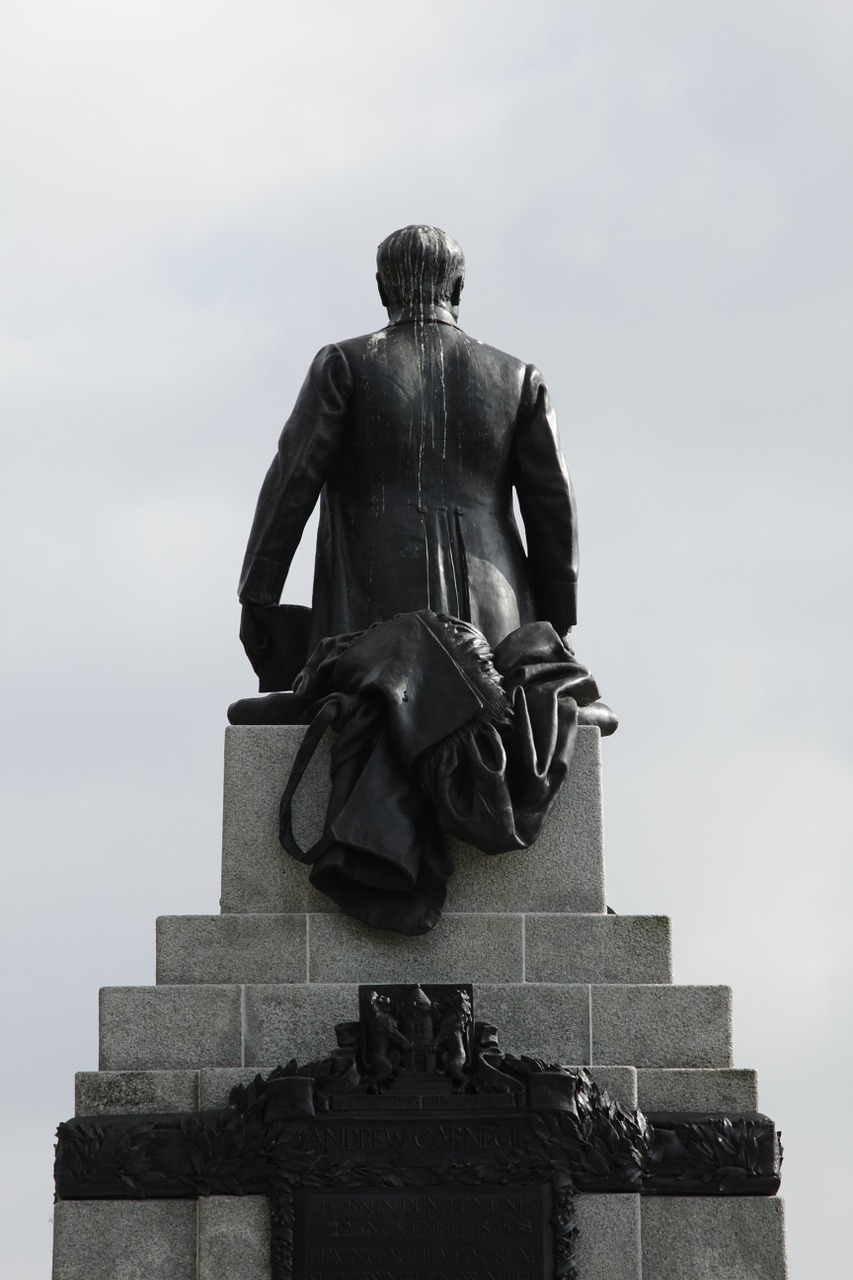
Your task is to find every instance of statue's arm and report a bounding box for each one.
[511,366,578,633]
[238,344,352,605]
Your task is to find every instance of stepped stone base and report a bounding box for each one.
[77,1063,642,1113]
[74,1062,762,1125]
[55,724,787,1277]
[155,910,674,985]
[53,1195,788,1279]
[98,980,732,1071]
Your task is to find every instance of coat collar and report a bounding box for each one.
[386,303,459,328]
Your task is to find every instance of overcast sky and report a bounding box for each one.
[2,1,851,1274]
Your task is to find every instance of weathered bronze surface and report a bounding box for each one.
[239,226,579,673]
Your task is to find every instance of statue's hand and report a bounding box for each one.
[239,603,272,660]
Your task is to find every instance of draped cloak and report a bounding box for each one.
[278,613,600,934]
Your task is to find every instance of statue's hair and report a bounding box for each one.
[376,225,465,306]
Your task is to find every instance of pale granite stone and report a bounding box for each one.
[52,1201,196,1279]
[575,1193,642,1280]
[244,982,593,1068]
[221,726,341,914]
[581,1064,637,1109]
[474,983,591,1062]
[199,1066,278,1108]
[591,984,733,1068]
[156,914,307,984]
[307,912,524,983]
[525,914,672,984]
[446,726,606,912]
[642,1196,788,1278]
[99,985,242,1071]
[75,1070,199,1115]
[198,1197,270,1280]
[638,1067,759,1113]
[243,983,359,1065]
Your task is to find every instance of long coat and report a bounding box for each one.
[239,310,579,653]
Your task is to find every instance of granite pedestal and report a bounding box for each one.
[54,725,788,1278]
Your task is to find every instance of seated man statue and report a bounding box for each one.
[233,226,614,934]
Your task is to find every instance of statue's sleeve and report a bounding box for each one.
[238,344,352,605]
[511,365,578,631]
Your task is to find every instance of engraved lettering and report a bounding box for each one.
[298,1185,549,1279]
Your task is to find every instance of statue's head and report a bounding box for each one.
[376,225,465,316]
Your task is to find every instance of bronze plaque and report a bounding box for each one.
[296,1183,553,1280]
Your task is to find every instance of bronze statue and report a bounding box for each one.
[233,227,615,934]
[238,225,584,690]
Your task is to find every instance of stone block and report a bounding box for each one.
[525,914,672,984]
[156,914,307,984]
[641,1196,788,1279]
[582,1064,637,1108]
[198,1197,271,1280]
[575,1193,642,1280]
[241,982,592,1068]
[474,983,591,1063]
[446,727,606,912]
[307,912,524,983]
[221,725,606,915]
[52,1200,196,1279]
[75,1070,199,1115]
[199,1066,278,1108]
[638,1067,759,1113]
[221,726,341,914]
[244,984,359,1065]
[591,984,732,1069]
[99,985,242,1071]
[246,983,595,1072]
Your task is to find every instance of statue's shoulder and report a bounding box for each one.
[327,328,391,358]
[300,332,387,388]
[299,329,388,380]
[456,332,541,393]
